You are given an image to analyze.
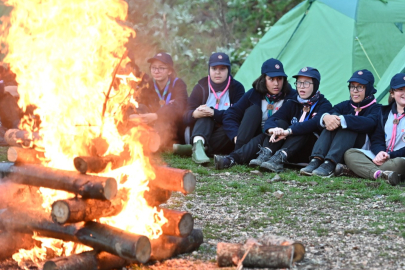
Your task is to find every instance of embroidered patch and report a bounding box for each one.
[224,103,229,106]
[275,64,280,69]
[218,55,223,59]
[291,117,298,124]
[275,107,279,110]
[402,129,404,133]
[358,71,363,75]
[157,53,162,56]
[301,67,308,72]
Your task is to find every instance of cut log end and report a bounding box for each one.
[183,172,196,194]
[43,261,57,270]
[178,213,194,237]
[73,157,88,174]
[7,147,18,162]
[292,242,305,262]
[136,236,152,264]
[104,178,118,200]
[51,201,70,224]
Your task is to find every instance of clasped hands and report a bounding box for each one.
[323,114,341,131]
[373,151,390,166]
[267,127,289,143]
[192,105,214,118]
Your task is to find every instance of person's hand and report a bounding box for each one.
[192,105,214,118]
[373,151,390,166]
[234,136,237,144]
[267,128,288,142]
[138,113,158,124]
[323,115,341,131]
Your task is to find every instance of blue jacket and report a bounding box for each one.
[263,93,332,135]
[183,76,245,126]
[329,100,381,134]
[223,86,296,140]
[370,103,405,158]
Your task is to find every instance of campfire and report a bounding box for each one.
[0,0,202,269]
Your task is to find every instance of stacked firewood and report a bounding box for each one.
[0,134,202,269]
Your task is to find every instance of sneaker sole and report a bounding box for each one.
[312,171,334,178]
[388,172,400,186]
[260,163,283,173]
[192,156,210,164]
[300,170,313,176]
[248,162,261,167]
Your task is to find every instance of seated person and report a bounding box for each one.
[300,69,380,177]
[215,67,332,171]
[340,73,405,186]
[182,52,245,164]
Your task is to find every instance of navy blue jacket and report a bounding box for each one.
[263,93,332,135]
[183,76,245,126]
[370,103,405,158]
[329,100,381,134]
[223,86,296,140]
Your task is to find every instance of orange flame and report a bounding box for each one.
[0,0,167,265]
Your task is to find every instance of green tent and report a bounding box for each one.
[235,0,405,105]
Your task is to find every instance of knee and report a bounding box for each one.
[245,105,262,119]
[344,148,357,161]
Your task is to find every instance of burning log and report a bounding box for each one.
[150,229,203,261]
[51,190,126,224]
[4,129,40,147]
[151,166,196,194]
[0,163,117,200]
[75,221,151,263]
[7,147,44,164]
[73,155,122,174]
[43,251,128,270]
[144,186,172,207]
[0,232,39,260]
[160,208,194,237]
[216,242,294,268]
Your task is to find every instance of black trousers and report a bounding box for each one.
[191,117,234,155]
[311,128,366,164]
[234,105,262,150]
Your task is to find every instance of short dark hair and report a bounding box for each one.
[388,89,395,104]
[252,74,290,96]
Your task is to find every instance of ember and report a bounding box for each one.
[0,0,202,268]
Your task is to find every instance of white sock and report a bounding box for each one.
[193,136,205,144]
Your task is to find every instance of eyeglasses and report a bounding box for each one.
[294,81,313,88]
[393,87,405,93]
[348,84,365,92]
[151,66,168,72]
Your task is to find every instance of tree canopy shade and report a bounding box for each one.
[235,0,405,105]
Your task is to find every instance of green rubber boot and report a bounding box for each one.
[192,140,210,164]
[173,144,193,156]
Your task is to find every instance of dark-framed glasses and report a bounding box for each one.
[349,84,365,92]
[294,81,313,88]
[151,66,168,72]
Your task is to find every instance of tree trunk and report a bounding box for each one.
[51,190,127,224]
[0,163,117,200]
[73,155,122,174]
[7,147,44,164]
[0,232,39,260]
[42,251,128,270]
[75,221,151,263]
[216,242,294,268]
[151,166,196,194]
[4,129,40,147]
[150,229,203,261]
[160,208,193,237]
[143,186,172,207]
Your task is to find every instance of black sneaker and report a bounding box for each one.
[249,145,272,167]
[214,155,235,170]
[260,149,286,173]
[300,158,322,176]
[312,160,336,177]
[334,163,357,177]
[379,171,400,186]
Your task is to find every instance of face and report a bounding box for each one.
[295,76,314,99]
[209,65,228,84]
[349,82,366,103]
[391,87,405,108]
[265,76,284,95]
[150,60,172,82]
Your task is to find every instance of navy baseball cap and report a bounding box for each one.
[261,58,287,78]
[147,52,173,67]
[348,69,374,85]
[209,52,231,67]
[390,73,405,89]
[293,67,321,83]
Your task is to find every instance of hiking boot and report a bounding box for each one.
[312,160,335,177]
[260,149,287,173]
[334,163,358,177]
[249,145,272,167]
[173,144,192,156]
[300,158,322,176]
[375,170,400,186]
[214,155,235,170]
[192,140,210,164]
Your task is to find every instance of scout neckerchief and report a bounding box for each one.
[350,97,376,116]
[298,90,320,122]
[265,92,283,117]
[153,78,171,107]
[387,103,405,152]
[208,76,231,109]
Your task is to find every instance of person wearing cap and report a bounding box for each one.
[337,73,405,186]
[215,66,331,171]
[135,52,188,148]
[300,69,381,177]
[182,52,245,164]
